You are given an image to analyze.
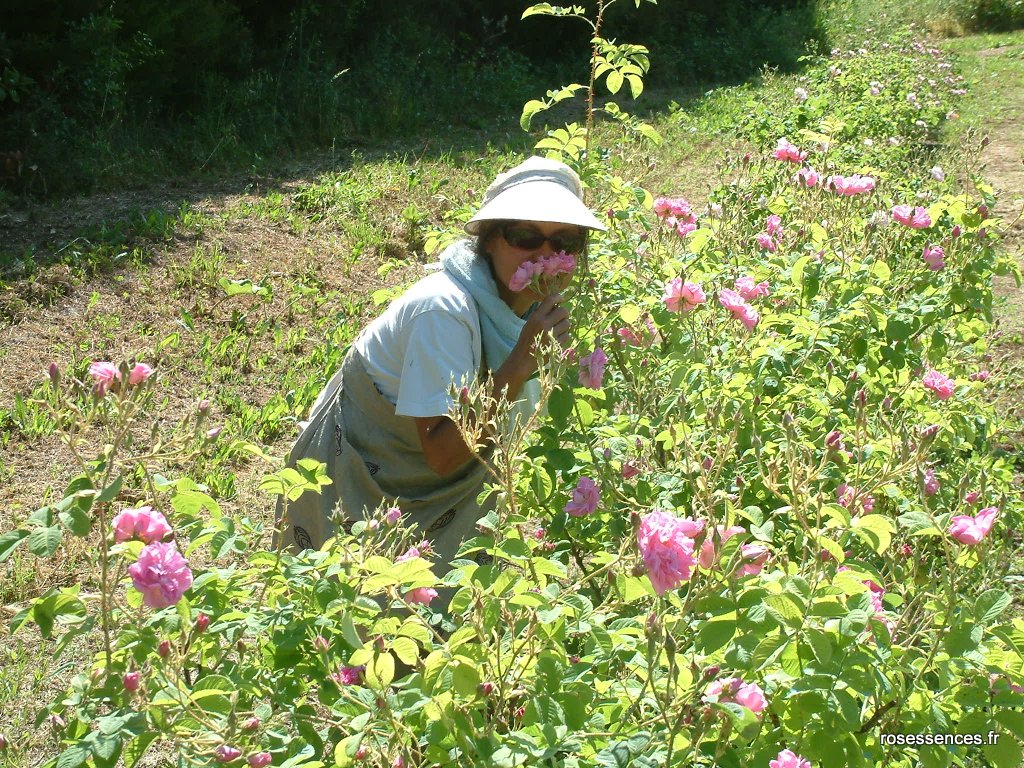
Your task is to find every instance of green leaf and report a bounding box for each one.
[606,69,623,94]
[0,529,29,562]
[390,636,419,666]
[976,589,1012,624]
[751,632,789,669]
[341,613,364,650]
[123,733,158,768]
[791,255,811,287]
[984,733,1023,768]
[619,304,642,325]
[55,742,90,768]
[96,475,123,503]
[365,652,395,690]
[451,658,480,696]
[764,594,804,629]
[697,618,735,653]
[520,99,548,131]
[28,525,63,557]
[595,732,651,768]
[851,514,895,554]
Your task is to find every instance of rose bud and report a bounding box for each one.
[241,717,261,731]
[158,639,171,657]
[703,665,721,678]
[123,672,141,692]
[196,613,210,633]
[248,753,272,768]
[206,426,222,441]
[920,424,941,439]
[313,635,330,653]
[479,681,495,696]
[199,399,211,414]
[48,362,60,384]
[215,746,242,763]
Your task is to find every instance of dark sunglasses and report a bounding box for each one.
[501,223,587,255]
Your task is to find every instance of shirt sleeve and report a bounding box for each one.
[394,310,477,417]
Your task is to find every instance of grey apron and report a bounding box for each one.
[275,348,496,567]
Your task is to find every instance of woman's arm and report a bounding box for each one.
[413,292,570,475]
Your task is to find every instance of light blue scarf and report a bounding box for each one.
[440,239,541,423]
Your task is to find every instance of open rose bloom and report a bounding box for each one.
[636,509,702,595]
[112,505,173,544]
[508,251,577,292]
[949,506,998,545]
[129,541,193,609]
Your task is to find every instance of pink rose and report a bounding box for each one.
[949,506,998,545]
[773,137,807,164]
[404,587,438,605]
[737,303,760,330]
[737,543,770,577]
[765,214,783,237]
[663,279,706,313]
[128,363,153,385]
[215,746,242,764]
[396,546,420,562]
[112,505,173,544]
[719,289,760,329]
[636,509,699,595]
[123,671,141,692]
[331,665,365,686]
[922,369,955,400]
[89,361,120,386]
[698,525,745,569]
[703,677,768,716]
[770,749,812,768]
[129,542,193,609]
[735,277,771,301]
[578,347,608,390]
[617,326,643,345]
[923,469,939,496]
[565,476,600,517]
[794,166,819,187]
[755,232,777,252]
[827,175,876,196]
[891,204,932,229]
[385,507,403,526]
[922,244,945,271]
[509,260,542,292]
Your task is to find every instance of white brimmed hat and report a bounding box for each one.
[465,156,607,234]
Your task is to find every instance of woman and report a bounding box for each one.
[278,156,606,565]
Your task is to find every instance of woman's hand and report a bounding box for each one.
[515,292,571,371]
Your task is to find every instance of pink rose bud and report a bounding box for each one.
[248,753,272,768]
[848,370,859,381]
[857,388,867,406]
[965,490,981,504]
[393,758,405,768]
[48,362,60,383]
[480,681,495,696]
[951,225,961,238]
[215,746,242,763]
[978,228,987,239]
[196,613,210,632]
[514,706,526,719]
[48,714,66,729]
[603,448,612,460]
[920,424,941,439]
[384,507,402,526]
[313,635,329,653]
[206,426,222,440]
[534,528,545,540]
[241,717,261,731]
[702,457,713,471]
[367,519,379,531]
[123,671,141,692]
[825,430,843,449]
[199,399,211,413]
[158,639,171,657]
[901,544,913,557]
[703,665,721,678]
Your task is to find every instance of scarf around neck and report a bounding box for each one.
[440,239,541,424]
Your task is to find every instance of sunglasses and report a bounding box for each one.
[501,223,587,255]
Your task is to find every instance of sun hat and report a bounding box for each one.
[465,156,607,234]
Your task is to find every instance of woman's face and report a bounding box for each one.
[485,220,588,314]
